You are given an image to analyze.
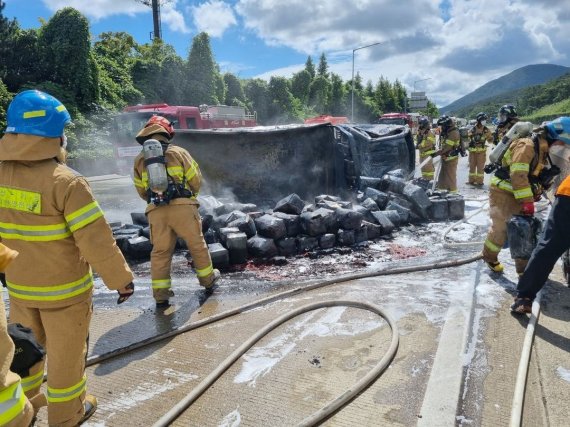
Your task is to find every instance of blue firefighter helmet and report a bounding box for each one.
[5,90,71,138]
[544,117,570,145]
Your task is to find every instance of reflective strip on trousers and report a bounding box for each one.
[152,278,172,289]
[0,382,27,425]
[47,376,87,403]
[513,187,533,200]
[490,176,513,193]
[21,370,44,392]
[0,221,71,242]
[7,272,94,302]
[195,264,213,278]
[65,201,104,232]
[485,239,501,254]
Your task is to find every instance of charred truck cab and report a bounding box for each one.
[113,103,257,174]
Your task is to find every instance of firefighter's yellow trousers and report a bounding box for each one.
[468,151,486,185]
[9,297,92,427]
[148,204,215,301]
[419,153,435,180]
[482,188,528,274]
[437,157,458,193]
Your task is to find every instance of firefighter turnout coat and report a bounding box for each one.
[416,128,436,179]
[133,137,216,297]
[0,133,134,426]
[467,123,493,185]
[0,244,35,427]
[482,132,551,274]
[436,126,461,192]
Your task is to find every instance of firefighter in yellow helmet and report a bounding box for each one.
[133,116,220,307]
[435,115,461,192]
[0,90,135,426]
[0,244,35,427]
[415,116,436,180]
[466,112,493,186]
[482,119,563,275]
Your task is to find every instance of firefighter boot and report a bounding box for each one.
[510,297,532,314]
[154,288,175,308]
[485,260,504,273]
[79,395,97,425]
[202,269,221,293]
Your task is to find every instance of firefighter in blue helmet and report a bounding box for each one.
[0,90,135,426]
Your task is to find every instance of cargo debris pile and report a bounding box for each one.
[111,169,465,268]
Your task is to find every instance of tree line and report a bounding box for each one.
[0,4,439,158]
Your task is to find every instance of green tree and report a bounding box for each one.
[185,32,219,105]
[317,53,329,79]
[268,76,301,123]
[38,8,99,109]
[329,73,347,116]
[304,56,316,79]
[223,73,245,105]
[0,77,12,136]
[244,78,270,124]
[309,75,331,114]
[290,69,312,104]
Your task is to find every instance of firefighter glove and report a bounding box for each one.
[117,282,135,304]
[521,202,535,216]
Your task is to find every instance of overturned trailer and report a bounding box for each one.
[171,123,415,206]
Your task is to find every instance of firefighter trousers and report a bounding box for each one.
[436,157,458,193]
[482,188,528,274]
[148,204,215,300]
[468,151,486,185]
[419,153,434,180]
[9,297,92,427]
[517,195,570,299]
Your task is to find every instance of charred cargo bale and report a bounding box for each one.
[226,232,248,264]
[319,234,336,249]
[363,188,389,209]
[358,176,383,191]
[447,195,465,220]
[411,177,432,191]
[385,201,411,224]
[383,210,402,227]
[208,243,229,269]
[214,202,258,216]
[300,208,334,236]
[337,229,355,246]
[402,183,431,219]
[272,212,301,237]
[354,225,368,243]
[126,236,153,259]
[335,208,363,230]
[380,174,406,194]
[227,215,257,238]
[218,227,240,246]
[352,205,377,223]
[386,169,407,179]
[315,195,340,204]
[371,211,396,234]
[130,212,148,227]
[362,221,382,239]
[361,197,380,212]
[109,221,122,230]
[204,229,217,244]
[140,226,150,239]
[113,226,142,237]
[274,193,305,215]
[211,213,230,232]
[114,235,130,254]
[248,211,264,220]
[276,237,297,256]
[428,197,449,221]
[254,214,287,239]
[247,236,278,258]
[201,214,213,233]
[225,210,247,223]
[297,236,319,253]
[316,199,343,211]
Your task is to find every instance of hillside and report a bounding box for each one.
[441,64,570,115]
[447,71,570,122]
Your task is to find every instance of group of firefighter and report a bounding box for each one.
[0,90,219,426]
[1,88,570,426]
[415,106,570,313]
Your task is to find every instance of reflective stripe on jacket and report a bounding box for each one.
[0,381,27,425]
[440,127,461,161]
[468,124,492,152]
[133,144,202,213]
[0,134,134,308]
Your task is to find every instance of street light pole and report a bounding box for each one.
[351,41,384,122]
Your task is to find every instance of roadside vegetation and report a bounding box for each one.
[0,4,439,159]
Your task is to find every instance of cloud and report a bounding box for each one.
[190,0,237,38]
[161,1,190,34]
[41,0,147,20]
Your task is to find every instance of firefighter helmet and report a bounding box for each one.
[5,90,71,138]
[136,115,175,145]
[476,112,488,123]
[419,116,430,129]
[544,117,570,145]
[437,115,453,128]
[498,104,517,124]
[146,115,175,139]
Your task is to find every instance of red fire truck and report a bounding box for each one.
[112,103,257,174]
[377,112,419,135]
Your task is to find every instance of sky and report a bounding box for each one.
[4,0,570,107]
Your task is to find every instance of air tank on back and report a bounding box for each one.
[142,138,168,194]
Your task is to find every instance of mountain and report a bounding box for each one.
[440,64,570,115]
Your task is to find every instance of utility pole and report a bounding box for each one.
[136,0,171,40]
[351,41,384,122]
